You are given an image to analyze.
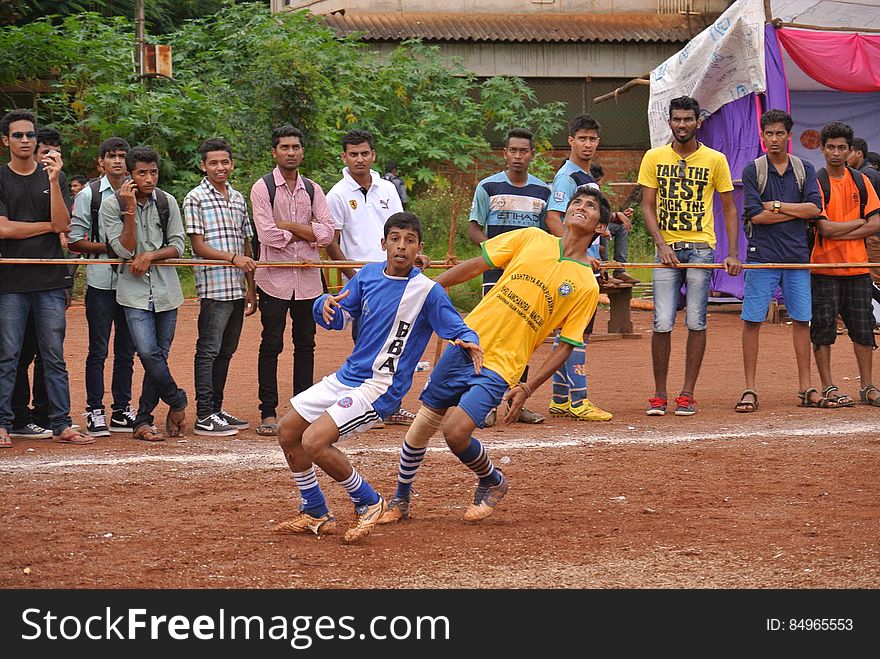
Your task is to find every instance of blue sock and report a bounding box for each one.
[293,466,328,517]
[395,440,427,501]
[339,468,380,508]
[453,437,500,487]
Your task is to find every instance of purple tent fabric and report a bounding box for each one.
[695,23,790,298]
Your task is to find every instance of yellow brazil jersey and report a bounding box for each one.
[466,228,599,386]
[637,143,734,248]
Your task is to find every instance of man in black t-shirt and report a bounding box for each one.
[0,110,92,447]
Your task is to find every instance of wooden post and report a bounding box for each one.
[134,0,145,77]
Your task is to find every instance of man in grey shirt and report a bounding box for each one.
[101,146,187,442]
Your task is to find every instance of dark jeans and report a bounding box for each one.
[257,288,316,419]
[194,297,245,419]
[600,221,630,275]
[124,305,187,429]
[0,290,72,434]
[85,286,136,412]
[12,314,49,428]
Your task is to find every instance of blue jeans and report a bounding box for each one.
[124,305,187,429]
[194,298,245,419]
[652,246,714,333]
[12,314,48,428]
[0,290,72,434]
[85,286,136,412]
[600,222,630,275]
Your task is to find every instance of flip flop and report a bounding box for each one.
[133,425,164,442]
[53,429,95,445]
[0,432,12,449]
[256,422,278,436]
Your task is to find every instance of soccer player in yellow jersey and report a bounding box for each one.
[639,95,742,417]
[379,186,610,524]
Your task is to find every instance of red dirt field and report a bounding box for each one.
[2,301,879,589]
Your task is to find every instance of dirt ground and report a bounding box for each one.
[2,300,879,589]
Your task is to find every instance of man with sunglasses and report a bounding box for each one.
[0,110,92,447]
[638,95,742,417]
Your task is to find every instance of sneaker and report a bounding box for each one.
[343,496,387,544]
[193,413,239,437]
[218,410,249,430]
[110,406,137,432]
[548,400,570,416]
[646,397,668,416]
[568,399,613,421]
[615,272,641,284]
[378,497,411,525]
[274,511,336,536]
[85,408,111,437]
[386,408,416,425]
[9,423,52,439]
[674,394,697,416]
[517,406,545,424]
[464,473,509,521]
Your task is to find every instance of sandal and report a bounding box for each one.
[822,385,856,408]
[734,389,758,413]
[859,385,880,407]
[53,428,95,445]
[0,430,12,449]
[166,406,187,438]
[133,424,164,442]
[798,387,824,408]
[256,421,278,437]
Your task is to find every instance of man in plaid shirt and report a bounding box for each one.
[184,138,257,437]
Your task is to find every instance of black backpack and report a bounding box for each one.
[813,167,869,252]
[251,172,315,261]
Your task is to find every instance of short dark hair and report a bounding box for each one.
[385,160,397,174]
[384,211,422,242]
[98,137,131,158]
[36,127,62,149]
[505,128,534,148]
[820,121,854,148]
[852,137,869,158]
[342,129,374,151]
[669,96,700,119]
[866,152,880,169]
[568,185,612,226]
[271,124,304,149]
[569,114,600,137]
[1,109,37,136]
[589,163,604,181]
[760,109,793,133]
[125,146,160,172]
[70,174,88,186]
[200,137,233,160]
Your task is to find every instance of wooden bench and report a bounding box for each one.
[596,280,638,338]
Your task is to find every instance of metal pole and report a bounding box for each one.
[135,0,145,77]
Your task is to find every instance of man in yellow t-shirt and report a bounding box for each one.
[379,186,609,525]
[638,95,742,417]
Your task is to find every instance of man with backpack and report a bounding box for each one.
[809,122,880,408]
[737,110,823,412]
[69,137,138,436]
[101,146,188,441]
[250,125,335,437]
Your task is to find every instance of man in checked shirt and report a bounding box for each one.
[184,138,258,437]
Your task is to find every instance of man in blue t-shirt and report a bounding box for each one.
[738,109,823,412]
[467,127,550,425]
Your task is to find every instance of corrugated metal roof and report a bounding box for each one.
[320,12,710,44]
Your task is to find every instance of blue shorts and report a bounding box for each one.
[741,267,811,322]
[652,246,714,332]
[420,345,509,428]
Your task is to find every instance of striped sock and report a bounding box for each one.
[293,466,328,517]
[453,437,500,487]
[338,468,380,508]
[394,440,427,500]
[551,335,570,404]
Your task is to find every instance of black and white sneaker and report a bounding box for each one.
[9,423,52,439]
[217,410,249,430]
[110,406,137,432]
[194,413,239,437]
[85,409,111,437]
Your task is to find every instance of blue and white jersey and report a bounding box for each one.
[313,262,479,418]
[470,171,550,238]
[547,159,599,215]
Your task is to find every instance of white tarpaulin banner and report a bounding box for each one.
[648,0,767,147]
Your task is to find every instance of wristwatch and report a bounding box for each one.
[772,200,781,213]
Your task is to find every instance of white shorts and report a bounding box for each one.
[291,374,380,439]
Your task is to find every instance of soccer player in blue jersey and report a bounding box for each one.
[467,127,550,426]
[272,212,483,544]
